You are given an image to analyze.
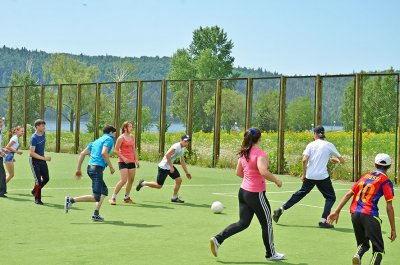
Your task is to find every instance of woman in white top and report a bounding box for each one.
[5,126,24,183]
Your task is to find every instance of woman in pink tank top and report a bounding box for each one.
[210,128,285,261]
[109,121,139,205]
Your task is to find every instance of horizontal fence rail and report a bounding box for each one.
[1,73,399,183]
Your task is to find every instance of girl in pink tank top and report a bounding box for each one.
[109,121,139,205]
[210,128,285,261]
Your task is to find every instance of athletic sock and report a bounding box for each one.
[94,210,99,216]
[320,218,327,223]
[172,195,178,199]
[112,194,117,199]
[124,194,129,199]
[280,207,284,212]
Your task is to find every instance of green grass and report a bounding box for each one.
[1,152,399,265]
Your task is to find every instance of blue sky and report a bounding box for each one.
[0,0,399,75]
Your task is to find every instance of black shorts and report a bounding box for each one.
[118,162,136,170]
[157,166,180,186]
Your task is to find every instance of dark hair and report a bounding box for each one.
[121,121,133,134]
[34,119,46,128]
[375,164,391,172]
[103,124,117,134]
[238,128,261,161]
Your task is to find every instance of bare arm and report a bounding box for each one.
[6,140,22,154]
[327,190,354,224]
[165,148,176,173]
[386,201,397,242]
[236,159,244,178]
[101,146,115,174]
[330,156,345,164]
[75,147,90,178]
[29,146,50,161]
[257,156,282,187]
[301,155,308,181]
[113,137,128,162]
[180,156,191,179]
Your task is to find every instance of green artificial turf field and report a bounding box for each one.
[0,152,398,265]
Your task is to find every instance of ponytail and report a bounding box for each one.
[238,128,261,161]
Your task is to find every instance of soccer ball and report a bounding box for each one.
[211,201,224,214]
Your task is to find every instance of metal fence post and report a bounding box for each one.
[245,78,253,129]
[114,82,121,138]
[136,81,143,155]
[277,76,287,174]
[74,84,81,154]
[23,85,28,148]
[315,75,323,126]
[213,79,222,167]
[354,74,363,181]
[159,80,167,157]
[56,84,62,153]
[40,85,45,119]
[7,86,13,141]
[186,80,194,156]
[396,73,400,185]
[94,83,100,140]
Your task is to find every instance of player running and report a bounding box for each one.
[210,128,285,261]
[109,121,139,205]
[5,126,24,183]
[328,153,396,265]
[136,134,192,203]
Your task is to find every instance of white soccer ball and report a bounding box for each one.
[211,201,224,214]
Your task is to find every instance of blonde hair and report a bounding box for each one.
[13,125,23,135]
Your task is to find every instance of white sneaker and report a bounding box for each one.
[267,252,285,260]
[210,237,220,257]
[352,254,361,265]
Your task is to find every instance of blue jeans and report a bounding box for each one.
[87,166,108,201]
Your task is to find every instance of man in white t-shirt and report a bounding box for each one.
[273,125,345,228]
[136,134,192,203]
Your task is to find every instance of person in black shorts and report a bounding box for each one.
[136,135,192,203]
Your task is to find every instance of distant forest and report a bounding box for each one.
[0,46,276,85]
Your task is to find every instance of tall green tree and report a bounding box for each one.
[43,54,100,132]
[253,90,280,131]
[168,26,236,132]
[204,89,246,133]
[7,59,40,130]
[340,71,397,132]
[286,96,313,131]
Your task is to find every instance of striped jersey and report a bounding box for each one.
[350,170,395,217]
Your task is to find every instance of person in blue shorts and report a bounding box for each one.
[64,125,117,221]
[29,119,51,205]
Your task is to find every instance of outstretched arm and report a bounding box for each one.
[386,201,397,242]
[257,156,282,187]
[327,190,353,224]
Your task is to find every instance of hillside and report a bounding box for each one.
[0,46,276,85]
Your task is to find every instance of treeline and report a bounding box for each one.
[0,46,276,85]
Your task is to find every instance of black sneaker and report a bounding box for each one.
[31,189,35,196]
[171,197,184,203]
[319,221,334,228]
[273,208,282,223]
[34,200,44,205]
[92,214,104,222]
[136,179,144,191]
[0,194,7,198]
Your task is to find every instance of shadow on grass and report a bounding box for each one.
[276,223,353,233]
[218,260,309,265]
[71,220,162,228]
[142,200,210,209]
[6,194,83,211]
[135,203,174,210]
[13,193,53,198]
